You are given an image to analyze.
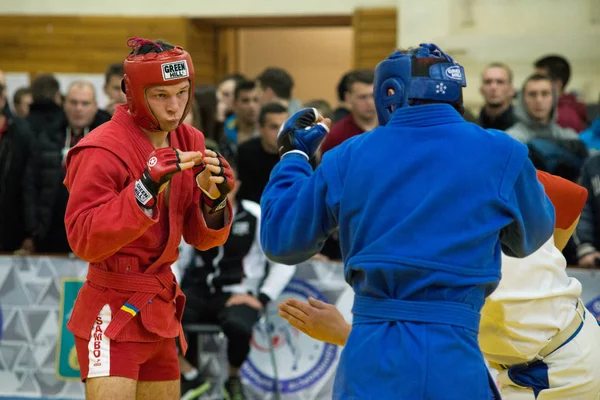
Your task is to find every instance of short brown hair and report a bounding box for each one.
[105,63,124,85]
[345,69,374,92]
[522,73,553,91]
[483,62,513,83]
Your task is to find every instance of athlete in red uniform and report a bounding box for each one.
[63,37,234,399]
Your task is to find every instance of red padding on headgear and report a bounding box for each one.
[122,37,195,131]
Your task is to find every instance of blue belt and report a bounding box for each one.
[352,294,481,332]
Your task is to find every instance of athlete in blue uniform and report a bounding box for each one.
[260,43,555,399]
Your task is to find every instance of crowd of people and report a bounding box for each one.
[2,53,599,266]
[0,39,599,399]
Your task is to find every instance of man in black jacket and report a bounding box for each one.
[20,81,110,254]
[26,74,63,138]
[478,62,517,131]
[0,83,35,252]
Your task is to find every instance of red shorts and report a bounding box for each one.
[73,305,180,382]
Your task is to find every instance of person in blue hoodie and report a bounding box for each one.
[259,43,556,400]
[580,116,600,153]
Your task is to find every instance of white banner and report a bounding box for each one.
[1,256,599,400]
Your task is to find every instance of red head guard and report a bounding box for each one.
[122,37,195,131]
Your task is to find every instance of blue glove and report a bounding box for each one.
[277,108,330,160]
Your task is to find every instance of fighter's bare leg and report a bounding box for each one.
[86,376,137,400]
[136,380,180,400]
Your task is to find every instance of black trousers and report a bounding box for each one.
[182,290,259,368]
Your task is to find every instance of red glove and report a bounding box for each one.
[194,152,234,214]
[135,148,182,209]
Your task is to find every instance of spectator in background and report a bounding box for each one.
[507,74,580,143]
[183,96,201,129]
[27,74,63,138]
[507,74,586,183]
[194,84,232,157]
[12,87,32,118]
[534,55,588,132]
[574,153,600,267]
[224,80,259,146]
[256,67,302,113]
[0,70,11,118]
[478,62,516,130]
[332,72,351,123]
[320,69,377,154]
[304,99,333,120]
[178,163,295,400]
[237,103,288,203]
[0,83,34,252]
[103,62,126,115]
[579,96,600,153]
[21,81,110,254]
[217,73,246,122]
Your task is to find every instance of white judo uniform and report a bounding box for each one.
[480,235,600,400]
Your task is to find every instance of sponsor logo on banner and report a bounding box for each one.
[241,279,338,393]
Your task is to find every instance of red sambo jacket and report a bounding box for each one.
[63,104,232,354]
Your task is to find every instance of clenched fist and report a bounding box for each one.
[135,148,201,209]
[194,150,234,214]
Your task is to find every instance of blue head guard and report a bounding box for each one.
[373,43,467,125]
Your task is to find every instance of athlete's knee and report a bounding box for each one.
[136,380,180,400]
[86,376,137,400]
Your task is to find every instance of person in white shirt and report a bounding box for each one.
[278,171,600,400]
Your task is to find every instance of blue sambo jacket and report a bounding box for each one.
[260,104,555,399]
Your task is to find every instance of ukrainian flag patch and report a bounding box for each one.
[120,302,139,317]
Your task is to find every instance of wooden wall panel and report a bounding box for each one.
[186,20,217,85]
[216,28,239,80]
[0,16,189,75]
[352,8,397,70]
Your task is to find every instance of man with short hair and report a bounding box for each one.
[0,83,34,252]
[237,102,289,203]
[478,62,516,130]
[217,73,246,122]
[21,81,111,254]
[27,74,63,137]
[506,74,579,143]
[534,55,587,132]
[331,72,352,124]
[223,80,260,146]
[255,67,296,110]
[13,87,33,118]
[63,37,233,400]
[103,63,126,115]
[259,43,554,399]
[320,69,377,154]
[0,69,11,118]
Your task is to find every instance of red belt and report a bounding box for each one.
[86,267,188,354]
